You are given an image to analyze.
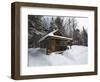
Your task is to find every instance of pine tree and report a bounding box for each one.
[28,15,43,48]
[55,17,65,36]
[49,17,57,32]
[81,26,88,46]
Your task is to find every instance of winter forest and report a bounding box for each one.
[28,15,88,66]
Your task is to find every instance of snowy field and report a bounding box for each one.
[28,45,88,66]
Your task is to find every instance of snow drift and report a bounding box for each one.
[28,45,88,66]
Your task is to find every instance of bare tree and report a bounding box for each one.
[64,17,77,38]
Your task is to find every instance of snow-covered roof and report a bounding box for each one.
[39,29,72,42]
[49,35,73,40]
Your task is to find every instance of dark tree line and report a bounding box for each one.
[28,15,88,48]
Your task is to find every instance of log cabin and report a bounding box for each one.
[39,29,73,54]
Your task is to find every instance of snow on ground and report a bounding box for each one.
[28,45,88,66]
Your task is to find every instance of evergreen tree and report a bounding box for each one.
[81,26,88,46]
[28,15,43,48]
[73,28,82,45]
[55,17,65,36]
[49,17,57,32]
